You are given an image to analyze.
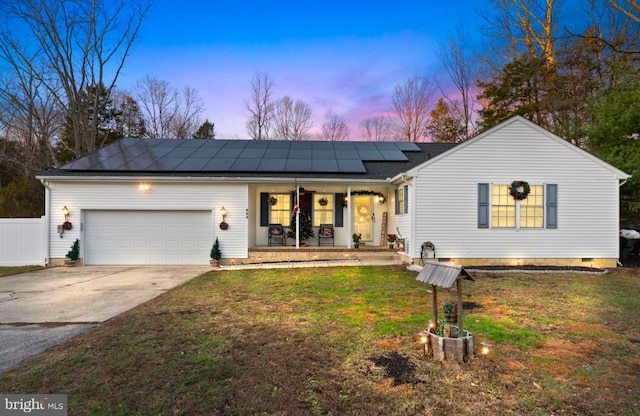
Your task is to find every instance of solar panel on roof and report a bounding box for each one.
[381,150,409,161]
[203,158,235,171]
[239,148,267,159]
[222,141,248,149]
[215,148,244,158]
[285,159,312,171]
[267,141,291,149]
[177,140,205,148]
[97,157,127,170]
[264,148,287,159]
[120,157,157,171]
[337,159,366,173]
[333,142,356,150]
[311,159,339,172]
[230,158,261,171]
[257,158,287,171]
[175,158,210,171]
[198,140,225,148]
[154,139,182,147]
[246,140,270,148]
[288,149,312,159]
[290,141,311,149]
[146,158,186,171]
[356,149,385,160]
[143,146,174,158]
[353,142,377,150]
[311,141,333,150]
[190,147,221,158]
[374,142,397,150]
[166,147,198,158]
[395,142,421,151]
[56,138,428,175]
[312,149,335,159]
[335,149,360,159]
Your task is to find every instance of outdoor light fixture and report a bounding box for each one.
[59,206,72,237]
[377,194,386,204]
[139,183,151,193]
[418,330,430,357]
[481,341,492,366]
[219,206,228,230]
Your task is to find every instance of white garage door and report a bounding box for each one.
[84,210,213,265]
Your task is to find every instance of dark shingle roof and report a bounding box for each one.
[40,138,458,180]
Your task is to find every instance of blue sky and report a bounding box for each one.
[116,1,490,139]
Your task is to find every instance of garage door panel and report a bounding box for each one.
[85,210,212,265]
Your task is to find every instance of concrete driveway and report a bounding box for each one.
[0,265,209,372]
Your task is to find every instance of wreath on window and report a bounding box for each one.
[356,204,369,217]
[509,180,531,200]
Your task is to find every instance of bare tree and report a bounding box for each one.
[321,115,350,141]
[136,75,179,138]
[608,0,640,24]
[135,76,204,138]
[272,96,314,141]
[171,86,205,139]
[245,71,275,140]
[359,116,394,141]
[392,76,435,142]
[0,0,149,158]
[436,27,478,140]
[480,0,558,67]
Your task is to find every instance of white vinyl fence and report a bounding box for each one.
[0,217,47,266]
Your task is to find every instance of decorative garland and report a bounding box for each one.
[509,180,531,200]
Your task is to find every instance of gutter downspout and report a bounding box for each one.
[38,178,51,266]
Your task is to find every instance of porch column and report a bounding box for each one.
[347,186,352,248]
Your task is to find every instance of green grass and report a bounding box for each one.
[0,265,44,277]
[0,265,639,415]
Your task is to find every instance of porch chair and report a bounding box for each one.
[318,224,334,246]
[268,224,286,246]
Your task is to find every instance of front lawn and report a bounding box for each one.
[1,266,638,415]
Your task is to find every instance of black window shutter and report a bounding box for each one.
[394,189,399,214]
[478,183,490,228]
[546,184,558,229]
[334,193,344,227]
[403,185,409,214]
[260,192,269,226]
[304,193,313,220]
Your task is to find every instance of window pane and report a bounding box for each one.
[491,185,515,228]
[269,193,291,227]
[313,194,334,227]
[520,185,544,228]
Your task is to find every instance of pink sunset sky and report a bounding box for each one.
[116,0,584,139]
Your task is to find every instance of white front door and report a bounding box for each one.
[353,195,373,242]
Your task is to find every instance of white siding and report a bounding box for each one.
[388,184,414,252]
[46,180,248,262]
[413,119,622,261]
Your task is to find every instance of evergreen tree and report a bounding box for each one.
[287,198,315,242]
[193,119,216,139]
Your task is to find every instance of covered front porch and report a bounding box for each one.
[250,182,404,249]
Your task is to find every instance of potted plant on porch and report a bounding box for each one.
[65,238,80,267]
[210,237,222,267]
[386,233,397,249]
[352,233,362,249]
